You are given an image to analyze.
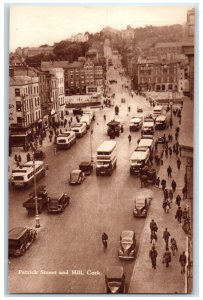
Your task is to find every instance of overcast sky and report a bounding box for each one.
[9,5,193,51]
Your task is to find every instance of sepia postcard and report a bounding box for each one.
[7,3,196,295]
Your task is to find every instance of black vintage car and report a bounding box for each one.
[118,230,137,260]
[105,266,125,293]
[8,227,37,257]
[47,193,70,213]
[73,108,83,115]
[34,150,45,160]
[107,120,120,139]
[79,161,93,175]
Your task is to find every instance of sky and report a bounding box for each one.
[9,5,193,51]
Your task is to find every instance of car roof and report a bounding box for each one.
[130,117,142,122]
[138,140,153,147]
[105,266,124,279]
[8,227,27,240]
[71,169,81,174]
[135,197,146,204]
[121,230,134,239]
[79,161,91,166]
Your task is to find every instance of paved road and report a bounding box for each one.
[8,52,153,294]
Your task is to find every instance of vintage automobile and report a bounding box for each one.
[156,133,166,144]
[79,161,93,175]
[73,108,83,115]
[105,266,125,294]
[133,197,151,218]
[34,150,45,160]
[107,120,120,139]
[47,193,70,213]
[69,169,85,185]
[140,166,157,187]
[8,227,37,257]
[137,106,143,112]
[118,230,137,260]
[22,185,48,214]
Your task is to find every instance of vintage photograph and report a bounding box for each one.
[8,4,195,294]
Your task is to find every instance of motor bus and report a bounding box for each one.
[11,161,46,188]
[96,141,117,176]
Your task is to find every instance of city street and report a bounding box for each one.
[8,50,187,294]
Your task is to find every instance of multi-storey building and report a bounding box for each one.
[41,67,65,118]
[136,57,182,92]
[84,59,103,94]
[65,61,85,95]
[9,75,41,146]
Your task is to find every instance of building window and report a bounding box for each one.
[16,101,22,112]
[15,88,20,97]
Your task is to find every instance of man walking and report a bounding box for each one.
[177,157,181,170]
[163,228,171,249]
[167,165,172,177]
[128,134,132,143]
[149,246,158,269]
[175,206,183,223]
[171,180,177,193]
[176,194,181,206]
[150,219,158,233]
[161,179,166,191]
[179,251,187,274]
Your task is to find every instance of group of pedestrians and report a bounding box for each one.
[149,219,187,272]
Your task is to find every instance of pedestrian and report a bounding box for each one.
[176,194,181,207]
[49,134,53,142]
[102,232,108,250]
[179,251,187,274]
[150,219,158,233]
[177,157,181,170]
[171,180,177,193]
[155,141,158,152]
[128,106,131,112]
[169,147,172,158]
[155,177,160,187]
[173,144,176,153]
[163,228,171,249]
[175,206,183,223]
[103,114,106,121]
[160,150,164,159]
[68,120,71,127]
[169,189,173,203]
[175,131,179,141]
[170,238,178,256]
[128,134,132,143]
[150,230,158,244]
[149,155,153,166]
[149,246,158,269]
[18,155,22,163]
[26,153,31,162]
[167,165,172,177]
[162,247,172,268]
[182,208,188,220]
[14,154,18,162]
[120,125,124,133]
[164,189,169,200]
[161,179,166,191]
[165,148,168,159]
[182,186,187,200]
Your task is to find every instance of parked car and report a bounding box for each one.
[137,106,143,112]
[69,169,85,185]
[79,161,93,175]
[118,230,137,260]
[8,227,37,257]
[73,108,83,115]
[22,185,48,214]
[48,193,70,213]
[133,197,151,218]
[105,266,125,293]
[34,150,45,160]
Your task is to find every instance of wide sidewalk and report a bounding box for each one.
[129,100,192,294]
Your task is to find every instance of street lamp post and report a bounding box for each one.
[90,125,94,164]
[32,153,40,228]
